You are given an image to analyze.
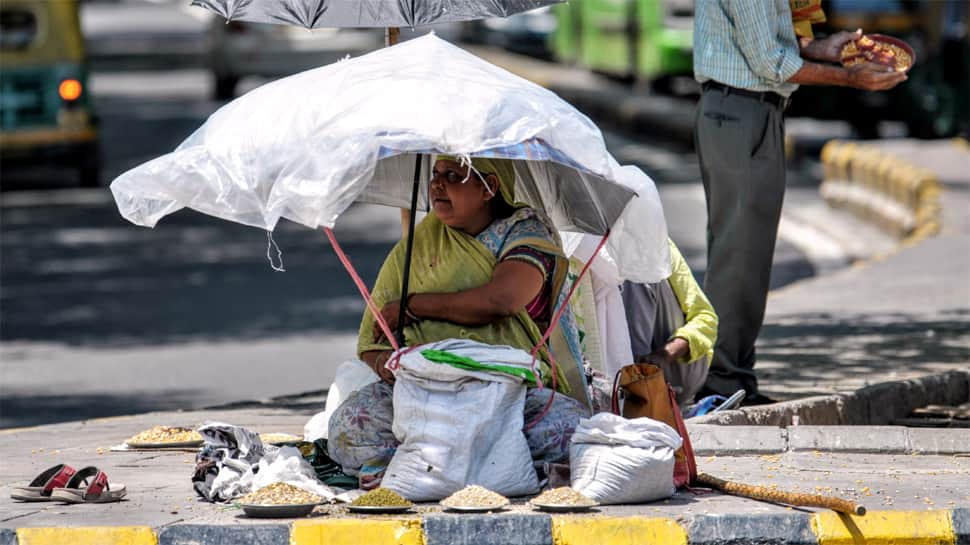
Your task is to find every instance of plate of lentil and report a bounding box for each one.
[346,487,414,514]
[345,504,414,514]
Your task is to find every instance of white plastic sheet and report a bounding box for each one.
[110,34,670,283]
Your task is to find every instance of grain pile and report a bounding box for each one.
[127,426,201,444]
[238,482,323,505]
[441,485,509,508]
[349,488,412,507]
[841,35,913,71]
[530,487,596,506]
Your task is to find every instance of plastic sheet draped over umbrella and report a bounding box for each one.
[191,0,563,28]
[109,34,670,283]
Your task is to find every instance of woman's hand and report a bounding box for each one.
[374,299,403,341]
[363,350,396,384]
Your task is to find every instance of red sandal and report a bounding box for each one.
[49,466,127,504]
[10,464,77,502]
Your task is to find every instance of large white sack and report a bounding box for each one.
[381,340,540,501]
[570,413,681,504]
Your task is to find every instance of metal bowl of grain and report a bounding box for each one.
[237,482,325,518]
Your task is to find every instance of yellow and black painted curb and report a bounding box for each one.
[820,140,942,245]
[3,508,968,545]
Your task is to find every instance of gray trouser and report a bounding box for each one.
[622,279,709,405]
[694,87,787,396]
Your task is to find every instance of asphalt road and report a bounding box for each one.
[0,2,816,427]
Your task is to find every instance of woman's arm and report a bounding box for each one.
[375,259,544,336]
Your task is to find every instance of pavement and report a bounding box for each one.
[3,18,970,545]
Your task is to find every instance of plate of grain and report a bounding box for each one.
[346,487,413,514]
[529,487,599,512]
[237,482,325,518]
[440,485,510,512]
[259,433,302,446]
[840,33,915,72]
[125,426,203,448]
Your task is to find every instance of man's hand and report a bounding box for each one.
[801,29,861,63]
[847,62,907,91]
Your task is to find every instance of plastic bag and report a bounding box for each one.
[110,34,670,284]
[570,413,681,504]
[304,358,379,441]
[381,340,540,501]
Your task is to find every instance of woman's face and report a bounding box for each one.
[430,159,495,231]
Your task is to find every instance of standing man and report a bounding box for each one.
[693,1,906,405]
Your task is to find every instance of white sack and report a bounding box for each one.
[381,340,540,501]
[570,413,681,504]
[304,358,379,441]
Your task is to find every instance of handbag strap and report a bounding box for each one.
[668,384,697,483]
[610,368,623,415]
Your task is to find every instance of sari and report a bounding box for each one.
[357,162,589,396]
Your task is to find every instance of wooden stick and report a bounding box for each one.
[696,473,866,516]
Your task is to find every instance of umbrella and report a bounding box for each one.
[190,0,563,28]
[110,35,670,345]
[194,0,567,243]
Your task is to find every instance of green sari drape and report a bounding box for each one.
[357,207,573,392]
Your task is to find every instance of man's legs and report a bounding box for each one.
[695,89,786,398]
[622,280,709,405]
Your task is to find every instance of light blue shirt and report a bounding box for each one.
[693,0,804,97]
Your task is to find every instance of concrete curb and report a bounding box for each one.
[820,140,943,243]
[5,510,967,545]
[687,424,970,455]
[691,370,970,428]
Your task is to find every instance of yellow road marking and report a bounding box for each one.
[292,518,424,545]
[552,516,687,545]
[812,510,955,545]
[17,527,156,545]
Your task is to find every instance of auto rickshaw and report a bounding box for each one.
[0,0,100,187]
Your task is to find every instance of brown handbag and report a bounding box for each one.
[611,363,697,488]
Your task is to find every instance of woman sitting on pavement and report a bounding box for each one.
[328,156,589,489]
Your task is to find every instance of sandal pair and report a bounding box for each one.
[10,464,127,503]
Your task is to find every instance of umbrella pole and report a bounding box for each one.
[395,154,423,347]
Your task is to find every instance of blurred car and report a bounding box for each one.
[462,6,558,60]
[0,0,100,187]
[207,20,384,99]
